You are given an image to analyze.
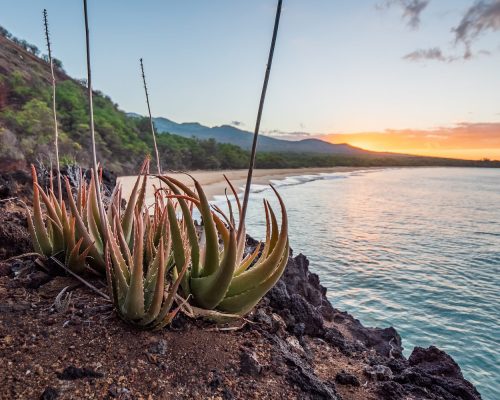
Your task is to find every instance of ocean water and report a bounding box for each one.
[236,167,499,400]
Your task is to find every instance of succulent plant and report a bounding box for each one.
[158,175,289,316]
[26,160,150,274]
[104,168,189,328]
[26,165,93,273]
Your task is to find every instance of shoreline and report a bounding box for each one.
[118,166,371,202]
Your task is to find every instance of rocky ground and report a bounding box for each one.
[0,170,482,399]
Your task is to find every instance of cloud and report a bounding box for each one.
[403,45,491,62]
[264,130,312,141]
[379,0,430,29]
[392,1,499,62]
[453,0,500,58]
[403,47,451,61]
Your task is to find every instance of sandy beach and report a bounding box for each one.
[118,167,366,203]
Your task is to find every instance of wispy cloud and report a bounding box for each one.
[403,45,491,63]
[388,0,500,62]
[403,47,452,61]
[453,0,500,58]
[378,0,430,29]
[264,129,311,141]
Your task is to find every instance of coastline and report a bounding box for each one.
[118,166,370,202]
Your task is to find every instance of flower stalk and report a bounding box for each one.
[140,58,162,176]
[43,9,62,204]
[238,0,283,241]
[82,0,108,239]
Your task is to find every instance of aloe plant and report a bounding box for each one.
[26,160,149,274]
[105,168,189,328]
[26,165,93,273]
[158,175,289,316]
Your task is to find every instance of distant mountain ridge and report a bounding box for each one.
[128,114,383,156]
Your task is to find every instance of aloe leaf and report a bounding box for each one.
[190,227,237,309]
[136,170,148,212]
[122,210,145,319]
[223,174,242,214]
[67,238,87,273]
[104,214,130,301]
[105,244,120,306]
[76,178,84,214]
[48,189,63,225]
[153,247,190,329]
[64,178,105,269]
[107,182,120,222]
[224,175,246,262]
[211,209,230,250]
[267,200,279,255]
[144,216,154,267]
[192,179,219,277]
[140,240,168,326]
[259,200,272,259]
[86,173,104,250]
[30,167,53,255]
[86,186,104,255]
[61,209,75,264]
[153,205,168,247]
[122,162,146,244]
[166,200,190,295]
[218,241,289,315]
[113,207,132,274]
[234,242,262,276]
[35,182,60,228]
[157,175,198,199]
[226,190,288,297]
[145,235,171,296]
[189,305,242,323]
[166,200,185,271]
[25,207,43,255]
[158,176,200,277]
[46,214,64,254]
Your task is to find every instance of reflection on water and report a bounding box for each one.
[240,167,500,400]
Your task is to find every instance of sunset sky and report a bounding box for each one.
[320,123,500,160]
[2,0,500,159]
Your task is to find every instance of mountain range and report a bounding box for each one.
[128,113,391,157]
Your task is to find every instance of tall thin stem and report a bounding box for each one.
[83,0,107,231]
[237,0,283,239]
[43,9,62,204]
[140,58,162,175]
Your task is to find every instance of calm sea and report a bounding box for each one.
[235,167,499,400]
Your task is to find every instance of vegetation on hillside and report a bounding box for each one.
[0,50,250,173]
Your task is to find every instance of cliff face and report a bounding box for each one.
[0,172,482,399]
[261,250,482,400]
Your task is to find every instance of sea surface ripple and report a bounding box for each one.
[239,167,500,399]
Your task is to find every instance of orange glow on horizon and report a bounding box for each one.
[321,124,500,160]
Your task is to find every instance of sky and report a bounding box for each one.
[1,0,500,160]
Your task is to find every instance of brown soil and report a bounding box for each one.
[0,271,374,399]
[0,202,31,260]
